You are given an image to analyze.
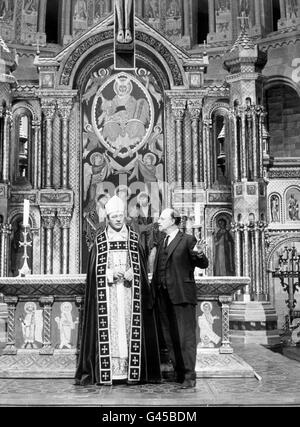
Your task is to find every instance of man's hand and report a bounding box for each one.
[124,268,134,282]
[113,270,125,281]
[193,238,207,255]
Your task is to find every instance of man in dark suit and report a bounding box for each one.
[152,208,208,389]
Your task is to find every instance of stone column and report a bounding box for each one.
[254,222,261,299]
[208,0,215,33]
[219,295,233,354]
[32,120,41,190]
[252,108,258,180]
[231,110,239,182]
[41,208,56,275]
[183,0,190,37]
[2,297,18,355]
[203,120,211,188]
[41,101,56,189]
[38,0,47,32]
[243,223,251,299]
[279,0,286,19]
[39,296,55,355]
[258,109,265,179]
[232,222,241,277]
[2,109,12,183]
[57,100,73,189]
[254,0,261,27]
[171,99,186,187]
[0,224,12,277]
[57,208,73,274]
[188,100,202,186]
[241,109,247,180]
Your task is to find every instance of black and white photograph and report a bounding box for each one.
[0,0,300,414]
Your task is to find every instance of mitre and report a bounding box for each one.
[105,195,124,216]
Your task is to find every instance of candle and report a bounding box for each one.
[194,202,201,226]
[23,199,30,227]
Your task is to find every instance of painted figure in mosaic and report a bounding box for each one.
[198,301,221,348]
[75,196,162,385]
[152,208,208,389]
[98,74,150,154]
[19,302,43,349]
[115,0,133,43]
[55,302,78,349]
[288,193,299,221]
[213,218,234,276]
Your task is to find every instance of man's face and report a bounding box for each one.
[108,212,125,231]
[158,209,174,232]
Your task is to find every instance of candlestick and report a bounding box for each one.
[18,226,32,277]
[23,199,30,227]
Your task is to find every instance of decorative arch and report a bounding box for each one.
[207,208,233,230]
[58,29,186,89]
[264,76,300,98]
[11,103,36,186]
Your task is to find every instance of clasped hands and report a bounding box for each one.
[113,267,134,283]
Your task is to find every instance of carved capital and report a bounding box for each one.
[39,296,54,307]
[187,99,202,120]
[57,207,73,229]
[3,296,18,306]
[75,296,84,307]
[219,295,232,305]
[0,224,12,235]
[171,99,186,120]
[32,120,41,128]
[41,208,56,229]
[57,99,73,120]
[41,100,56,120]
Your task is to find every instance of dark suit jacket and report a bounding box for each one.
[151,231,209,305]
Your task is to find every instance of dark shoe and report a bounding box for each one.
[180,379,196,389]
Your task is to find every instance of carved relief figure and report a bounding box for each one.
[215,0,230,33]
[238,0,252,28]
[0,0,13,20]
[166,0,180,17]
[198,301,221,348]
[24,0,37,13]
[19,302,43,349]
[55,302,78,349]
[74,0,88,20]
[287,0,298,19]
[115,0,133,43]
[213,218,234,276]
[288,193,299,221]
[145,0,159,19]
[270,195,280,223]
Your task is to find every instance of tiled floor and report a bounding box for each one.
[0,344,299,407]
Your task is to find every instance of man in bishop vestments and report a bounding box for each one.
[75,195,162,386]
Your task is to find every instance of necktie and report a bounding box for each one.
[164,235,169,249]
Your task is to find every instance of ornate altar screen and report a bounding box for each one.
[81,68,165,270]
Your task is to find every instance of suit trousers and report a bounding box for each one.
[157,287,196,381]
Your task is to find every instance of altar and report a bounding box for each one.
[0,275,255,379]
